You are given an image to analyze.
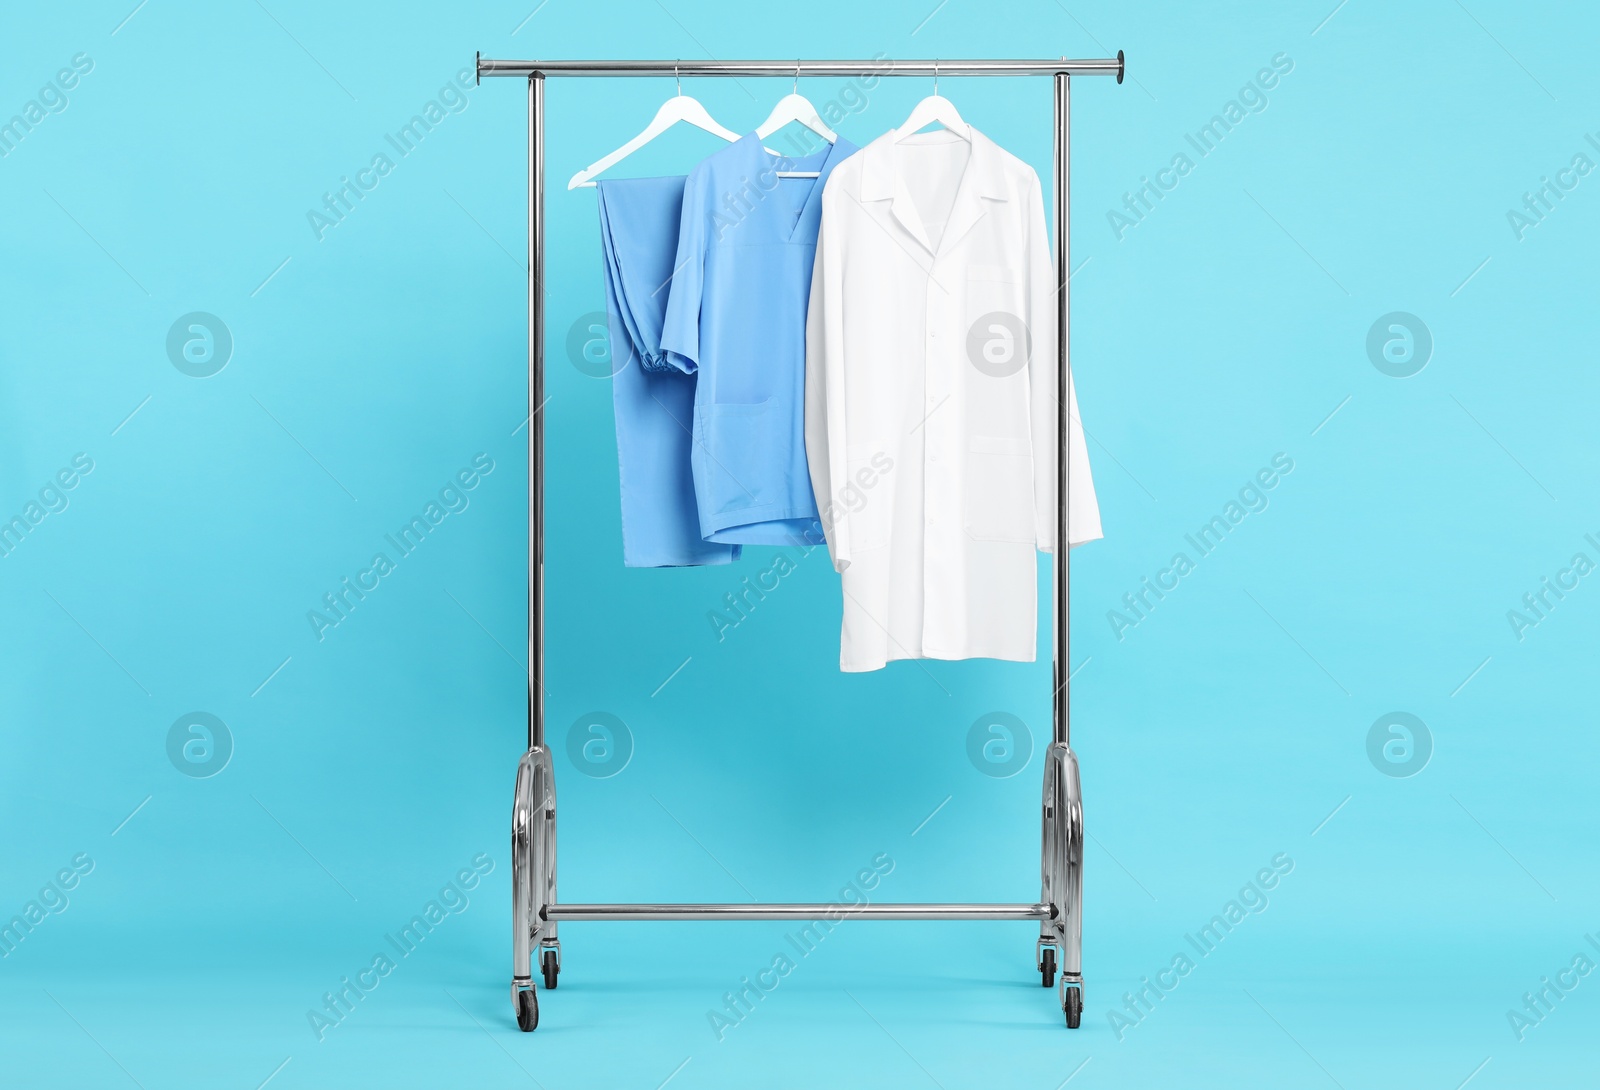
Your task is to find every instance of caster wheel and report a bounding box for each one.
[1063,985,1082,1029]
[1039,947,1057,988]
[515,988,539,1032]
[541,949,560,990]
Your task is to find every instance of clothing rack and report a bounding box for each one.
[475,51,1126,1033]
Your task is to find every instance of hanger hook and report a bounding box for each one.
[933,59,940,97]
[794,60,799,95]
[674,62,681,97]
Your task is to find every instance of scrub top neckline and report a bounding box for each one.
[736,131,852,243]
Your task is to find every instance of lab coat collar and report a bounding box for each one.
[858,126,1008,256]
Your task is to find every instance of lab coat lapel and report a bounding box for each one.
[935,130,1005,257]
[855,129,1005,258]
[885,172,935,254]
[858,135,935,255]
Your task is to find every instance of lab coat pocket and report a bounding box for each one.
[964,435,1034,544]
[701,398,779,516]
[964,265,1029,380]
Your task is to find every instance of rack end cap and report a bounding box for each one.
[1117,49,1125,84]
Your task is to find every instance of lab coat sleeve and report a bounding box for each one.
[805,189,852,572]
[1026,171,1102,552]
[659,165,709,374]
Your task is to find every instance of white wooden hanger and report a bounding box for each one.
[759,64,837,178]
[567,65,740,190]
[893,61,971,142]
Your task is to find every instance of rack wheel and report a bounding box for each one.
[1063,985,1083,1029]
[516,988,539,1032]
[541,949,560,990]
[1039,947,1056,988]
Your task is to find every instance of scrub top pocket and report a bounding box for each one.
[697,397,778,520]
[693,397,818,544]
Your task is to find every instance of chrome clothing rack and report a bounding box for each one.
[476,50,1126,1033]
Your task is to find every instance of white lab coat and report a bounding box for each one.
[805,127,1102,672]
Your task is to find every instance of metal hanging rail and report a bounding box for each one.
[476,55,1125,79]
[549,902,1055,921]
[478,51,1124,1034]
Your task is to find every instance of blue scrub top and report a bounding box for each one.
[596,176,740,567]
[661,133,858,546]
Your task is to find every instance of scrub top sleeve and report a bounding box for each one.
[660,164,710,375]
[805,189,852,573]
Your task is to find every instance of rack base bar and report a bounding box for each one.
[545,902,1054,921]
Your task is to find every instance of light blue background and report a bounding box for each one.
[3,1,1597,1087]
